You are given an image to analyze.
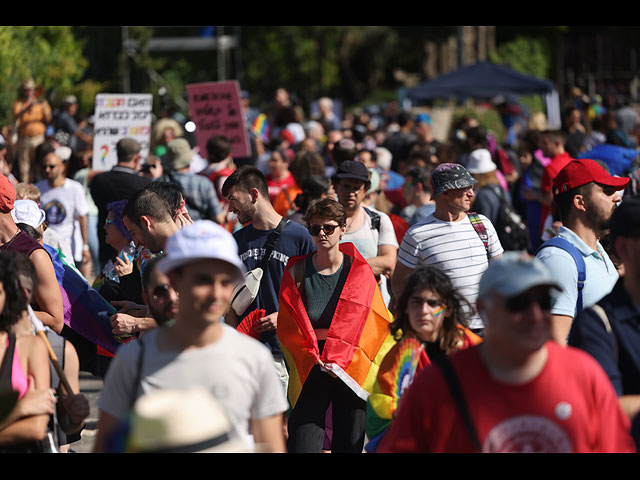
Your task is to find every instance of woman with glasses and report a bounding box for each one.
[277,197,395,453]
[364,265,482,452]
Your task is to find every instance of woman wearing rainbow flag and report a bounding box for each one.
[364,266,482,452]
[277,198,395,453]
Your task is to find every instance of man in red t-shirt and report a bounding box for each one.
[378,253,635,453]
[537,130,573,236]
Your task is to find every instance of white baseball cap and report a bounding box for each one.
[155,220,245,281]
[11,199,46,229]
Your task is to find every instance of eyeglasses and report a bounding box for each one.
[505,291,552,313]
[308,223,340,236]
[151,284,171,300]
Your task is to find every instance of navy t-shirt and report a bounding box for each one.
[233,220,315,356]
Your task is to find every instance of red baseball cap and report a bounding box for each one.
[0,174,15,213]
[553,158,630,196]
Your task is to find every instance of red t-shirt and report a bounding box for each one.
[539,152,573,230]
[266,172,296,204]
[378,341,635,453]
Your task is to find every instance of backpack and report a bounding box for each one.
[488,185,530,252]
[535,236,586,314]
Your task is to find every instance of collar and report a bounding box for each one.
[556,226,603,258]
[111,165,138,174]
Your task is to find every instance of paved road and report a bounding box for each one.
[70,371,104,453]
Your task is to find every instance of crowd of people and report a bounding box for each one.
[0,79,639,453]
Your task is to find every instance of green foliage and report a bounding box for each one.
[453,102,506,143]
[0,26,89,125]
[489,36,551,82]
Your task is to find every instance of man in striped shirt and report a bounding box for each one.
[391,163,503,336]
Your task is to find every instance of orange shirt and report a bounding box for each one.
[12,99,51,137]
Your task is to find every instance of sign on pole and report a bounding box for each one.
[186,81,250,159]
[92,93,153,171]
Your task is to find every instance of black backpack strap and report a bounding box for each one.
[467,212,490,260]
[259,218,288,271]
[364,207,380,232]
[130,336,146,409]
[432,354,482,452]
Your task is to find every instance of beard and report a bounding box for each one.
[584,193,615,236]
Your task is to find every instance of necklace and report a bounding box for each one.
[1,228,20,248]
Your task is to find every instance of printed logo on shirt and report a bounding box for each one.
[43,200,67,225]
[483,415,573,453]
[239,247,290,266]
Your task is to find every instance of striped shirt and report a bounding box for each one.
[398,212,503,330]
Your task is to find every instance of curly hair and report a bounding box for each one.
[0,251,31,332]
[390,266,473,354]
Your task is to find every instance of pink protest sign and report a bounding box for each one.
[186,80,250,159]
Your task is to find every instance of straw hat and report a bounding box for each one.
[128,387,252,453]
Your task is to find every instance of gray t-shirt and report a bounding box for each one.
[97,324,289,447]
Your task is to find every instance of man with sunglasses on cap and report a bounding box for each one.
[333,160,398,306]
[94,220,288,453]
[535,158,630,346]
[391,163,503,336]
[379,252,635,453]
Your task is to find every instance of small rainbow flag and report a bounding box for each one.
[252,113,270,143]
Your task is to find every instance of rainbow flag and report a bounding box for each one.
[364,327,482,452]
[277,242,396,409]
[252,113,270,143]
[44,245,121,354]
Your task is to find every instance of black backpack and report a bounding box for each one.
[488,185,530,252]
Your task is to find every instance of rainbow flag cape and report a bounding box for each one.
[44,244,121,354]
[364,327,482,452]
[277,242,396,409]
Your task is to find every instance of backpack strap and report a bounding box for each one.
[590,304,619,365]
[432,354,482,452]
[536,237,585,313]
[259,218,289,271]
[364,207,380,232]
[466,212,490,260]
[130,336,146,409]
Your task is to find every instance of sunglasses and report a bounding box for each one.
[308,223,340,236]
[151,284,171,300]
[505,291,552,313]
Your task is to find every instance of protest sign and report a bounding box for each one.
[92,94,153,171]
[186,81,250,158]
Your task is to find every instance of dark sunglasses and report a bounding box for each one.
[151,284,171,300]
[505,291,552,313]
[308,223,340,236]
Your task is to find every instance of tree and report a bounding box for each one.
[0,26,90,125]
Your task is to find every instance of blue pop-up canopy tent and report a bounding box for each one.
[406,61,561,128]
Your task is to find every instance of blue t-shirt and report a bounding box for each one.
[233,220,315,356]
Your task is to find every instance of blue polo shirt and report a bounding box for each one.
[569,279,640,397]
[535,226,619,318]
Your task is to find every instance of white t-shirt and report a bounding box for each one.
[398,212,503,330]
[97,325,289,448]
[341,206,399,258]
[36,178,89,263]
[341,206,399,307]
